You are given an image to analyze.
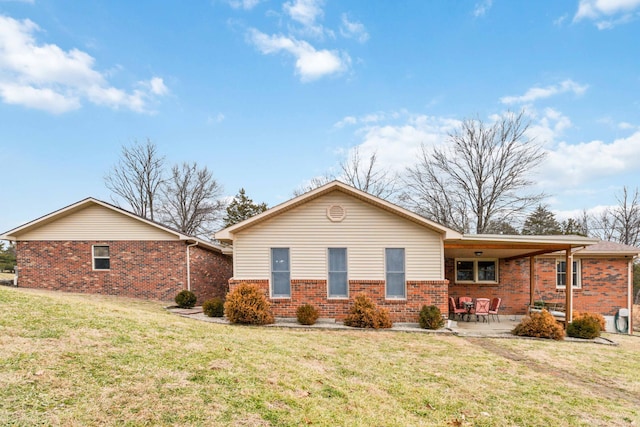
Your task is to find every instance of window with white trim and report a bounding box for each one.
[93,245,110,270]
[556,259,580,289]
[385,248,406,299]
[455,259,498,283]
[328,248,348,298]
[271,248,290,297]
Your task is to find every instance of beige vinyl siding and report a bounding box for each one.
[17,204,179,241]
[233,191,443,280]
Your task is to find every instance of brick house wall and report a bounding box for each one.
[228,278,449,323]
[16,240,232,303]
[446,256,630,317]
[189,245,232,303]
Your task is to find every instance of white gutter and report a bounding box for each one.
[186,242,198,291]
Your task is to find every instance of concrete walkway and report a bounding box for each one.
[170,306,524,338]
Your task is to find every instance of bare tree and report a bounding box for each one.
[292,147,398,199]
[159,162,225,237]
[590,187,640,246]
[402,111,546,233]
[340,147,398,199]
[105,139,165,220]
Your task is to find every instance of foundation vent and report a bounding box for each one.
[326,204,346,222]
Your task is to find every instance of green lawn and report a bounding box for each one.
[1,287,639,426]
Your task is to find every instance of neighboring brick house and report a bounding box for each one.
[215,181,636,332]
[1,198,232,303]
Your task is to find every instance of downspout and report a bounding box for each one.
[628,258,634,334]
[186,242,198,291]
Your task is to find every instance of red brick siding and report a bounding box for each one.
[446,257,630,316]
[16,240,232,303]
[188,245,232,303]
[228,278,448,323]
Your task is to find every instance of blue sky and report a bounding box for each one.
[1,0,639,234]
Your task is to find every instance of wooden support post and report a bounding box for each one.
[565,248,573,329]
[529,256,535,308]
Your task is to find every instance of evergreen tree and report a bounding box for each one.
[560,218,587,236]
[222,188,268,228]
[483,220,520,235]
[522,205,561,235]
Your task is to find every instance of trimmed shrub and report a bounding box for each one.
[296,303,320,325]
[512,309,564,340]
[573,311,606,332]
[202,297,225,317]
[567,315,601,339]
[419,305,445,330]
[224,283,274,325]
[174,290,197,308]
[344,294,392,329]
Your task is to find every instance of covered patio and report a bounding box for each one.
[443,234,600,328]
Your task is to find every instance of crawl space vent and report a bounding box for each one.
[326,204,346,222]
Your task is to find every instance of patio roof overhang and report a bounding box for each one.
[443,234,600,260]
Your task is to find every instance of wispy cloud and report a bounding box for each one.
[500,79,588,105]
[473,0,493,17]
[340,13,369,43]
[0,15,167,114]
[574,0,640,29]
[247,29,349,81]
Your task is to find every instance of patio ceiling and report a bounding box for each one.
[443,234,600,260]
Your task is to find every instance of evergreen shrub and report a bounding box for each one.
[202,297,225,317]
[175,290,197,308]
[512,309,564,340]
[224,283,274,325]
[296,303,320,325]
[344,294,392,329]
[419,305,445,329]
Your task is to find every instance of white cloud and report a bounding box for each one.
[207,113,226,124]
[500,79,588,105]
[574,0,640,28]
[283,0,324,27]
[340,14,369,43]
[0,15,167,114]
[473,0,493,17]
[536,131,640,189]
[341,114,461,173]
[247,29,349,81]
[226,0,262,10]
[525,107,573,145]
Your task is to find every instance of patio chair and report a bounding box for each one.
[471,298,490,323]
[449,297,467,320]
[489,297,502,322]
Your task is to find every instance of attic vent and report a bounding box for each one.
[327,204,346,222]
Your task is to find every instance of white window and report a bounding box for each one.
[93,245,110,270]
[328,248,348,298]
[556,259,580,289]
[271,248,290,297]
[455,259,498,283]
[385,248,406,299]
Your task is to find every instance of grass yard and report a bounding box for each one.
[1,287,639,426]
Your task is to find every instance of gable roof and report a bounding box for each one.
[1,197,225,253]
[214,180,463,242]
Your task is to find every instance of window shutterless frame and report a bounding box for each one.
[556,259,580,289]
[328,248,348,298]
[270,248,291,297]
[385,248,406,299]
[454,258,498,284]
[92,245,110,270]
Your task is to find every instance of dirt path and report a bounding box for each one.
[465,337,640,407]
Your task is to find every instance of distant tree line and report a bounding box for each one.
[0,241,16,272]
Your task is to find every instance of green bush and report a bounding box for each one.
[573,311,606,331]
[174,290,197,308]
[512,309,564,340]
[296,303,320,325]
[567,315,601,339]
[202,297,225,317]
[419,305,445,329]
[224,283,274,325]
[344,294,392,329]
